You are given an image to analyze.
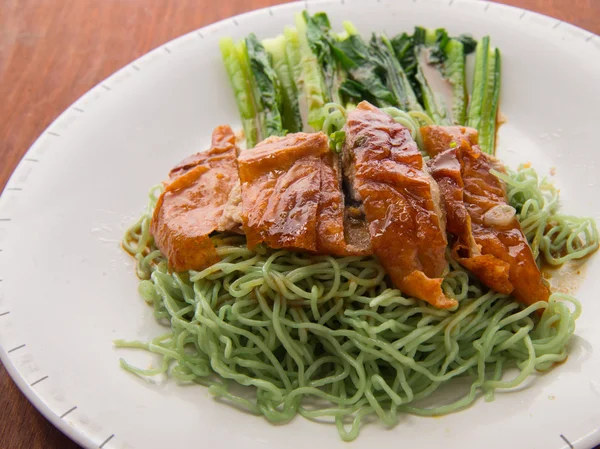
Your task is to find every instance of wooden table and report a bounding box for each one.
[1,0,599,447]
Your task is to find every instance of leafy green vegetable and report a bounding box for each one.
[467,37,501,155]
[331,33,396,107]
[295,12,330,130]
[342,21,358,36]
[466,36,489,132]
[369,34,422,112]
[392,28,477,126]
[284,27,303,87]
[390,33,422,103]
[303,11,346,105]
[456,34,477,54]
[411,27,469,125]
[414,27,444,59]
[338,78,369,103]
[220,17,495,153]
[283,27,307,131]
[263,35,303,133]
[219,37,260,148]
[245,33,285,139]
[445,38,469,125]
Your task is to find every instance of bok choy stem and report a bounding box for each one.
[245,33,285,139]
[295,12,329,130]
[412,27,469,126]
[219,37,260,148]
[467,37,501,155]
[303,12,346,105]
[263,35,303,133]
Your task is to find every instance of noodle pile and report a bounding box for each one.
[117,166,595,440]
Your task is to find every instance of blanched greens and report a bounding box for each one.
[331,32,397,107]
[411,27,469,126]
[303,12,346,106]
[219,37,260,148]
[295,12,331,130]
[220,11,501,154]
[245,34,285,139]
[263,35,303,133]
[369,34,422,112]
[467,36,501,154]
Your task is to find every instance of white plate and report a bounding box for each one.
[2,0,600,448]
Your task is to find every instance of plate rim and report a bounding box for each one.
[1,1,600,448]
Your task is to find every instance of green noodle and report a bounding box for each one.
[493,166,599,264]
[117,166,591,440]
[381,107,431,150]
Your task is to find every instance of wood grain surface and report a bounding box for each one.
[1,0,599,448]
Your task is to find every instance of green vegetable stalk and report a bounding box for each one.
[284,27,303,84]
[283,27,307,131]
[369,34,422,112]
[219,37,260,148]
[391,32,421,103]
[467,37,501,155]
[303,12,346,106]
[443,38,469,125]
[263,35,303,133]
[245,33,285,139]
[411,27,469,126]
[295,12,330,130]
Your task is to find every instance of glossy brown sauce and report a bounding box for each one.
[542,259,588,295]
